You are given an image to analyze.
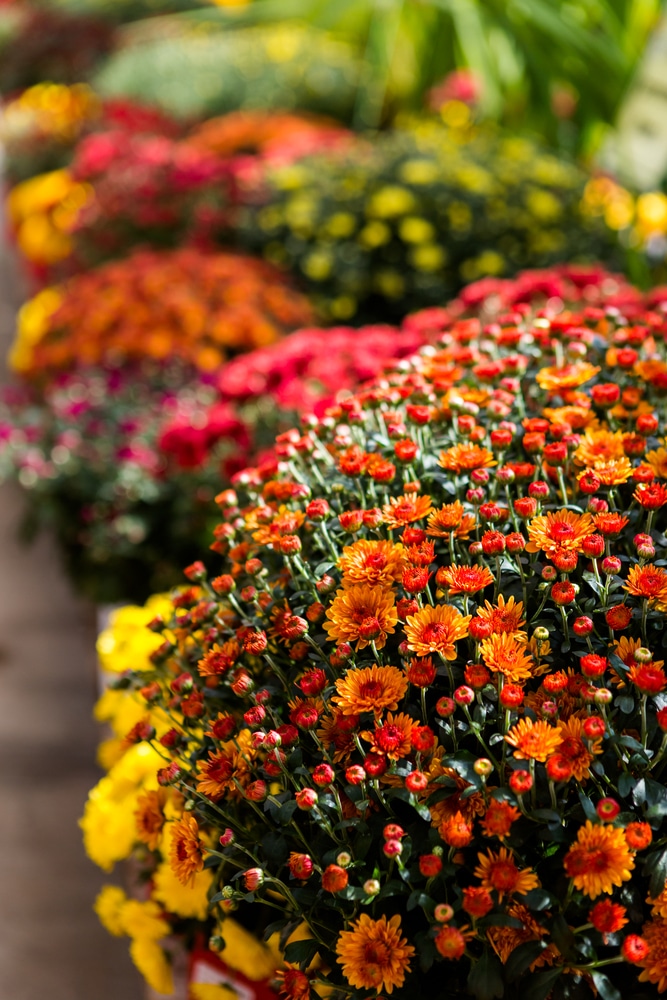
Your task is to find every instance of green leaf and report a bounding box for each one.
[609,653,630,675]
[620,735,644,752]
[531,809,561,824]
[615,695,634,714]
[277,800,298,824]
[522,888,553,911]
[377,879,406,901]
[590,971,622,1000]
[643,847,667,897]
[505,940,548,982]
[550,914,575,960]
[467,948,504,1000]
[632,778,646,806]
[578,791,598,822]
[618,771,636,798]
[407,890,433,912]
[518,966,563,1000]
[283,938,320,968]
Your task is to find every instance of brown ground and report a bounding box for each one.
[0,203,143,998]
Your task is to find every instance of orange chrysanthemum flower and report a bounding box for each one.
[426,502,476,539]
[437,564,494,595]
[438,443,496,475]
[169,814,205,886]
[435,924,475,960]
[586,457,634,485]
[317,709,359,762]
[543,404,595,431]
[476,595,526,638]
[135,788,168,851]
[535,362,600,391]
[552,716,601,782]
[563,820,635,898]
[480,633,534,683]
[474,847,539,901]
[487,903,551,965]
[426,499,464,534]
[252,506,306,548]
[525,508,595,556]
[197,639,240,677]
[594,511,629,536]
[404,603,471,659]
[480,798,520,840]
[637,918,667,992]
[196,732,255,800]
[338,539,406,587]
[573,427,626,467]
[363,712,415,760]
[336,914,415,994]
[648,884,667,919]
[381,493,434,528]
[439,809,475,848]
[323,585,398,651]
[624,564,667,603]
[275,967,312,1000]
[333,664,408,716]
[505,717,563,762]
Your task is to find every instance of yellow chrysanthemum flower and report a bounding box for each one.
[94,885,128,937]
[152,861,213,921]
[80,743,163,870]
[129,937,174,996]
[97,594,174,674]
[121,900,171,941]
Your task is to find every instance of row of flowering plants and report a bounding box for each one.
[96,267,667,1000]
[2,101,352,283]
[0,266,441,600]
[236,109,623,322]
[0,366,248,603]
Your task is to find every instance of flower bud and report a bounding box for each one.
[454,685,475,706]
[312,763,335,787]
[405,770,429,792]
[295,788,318,810]
[509,769,533,794]
[573,616,594,636]
[596,798,620,821]
[383,838,403,858]
[436,696,456,717]
[243,868,264,891]
[345,764,366,785]
[473,758,493,778]
[601,556,622,575]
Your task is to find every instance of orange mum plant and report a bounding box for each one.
[9,247,314,379]
[108,268,667,999]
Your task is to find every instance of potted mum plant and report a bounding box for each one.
[98,267,667,1000]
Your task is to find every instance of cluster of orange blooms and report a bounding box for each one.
[10,248,314,378]
[186,110,352,164]
[113,265,667,998]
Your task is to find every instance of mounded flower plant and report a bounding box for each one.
[99,267,667,999]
